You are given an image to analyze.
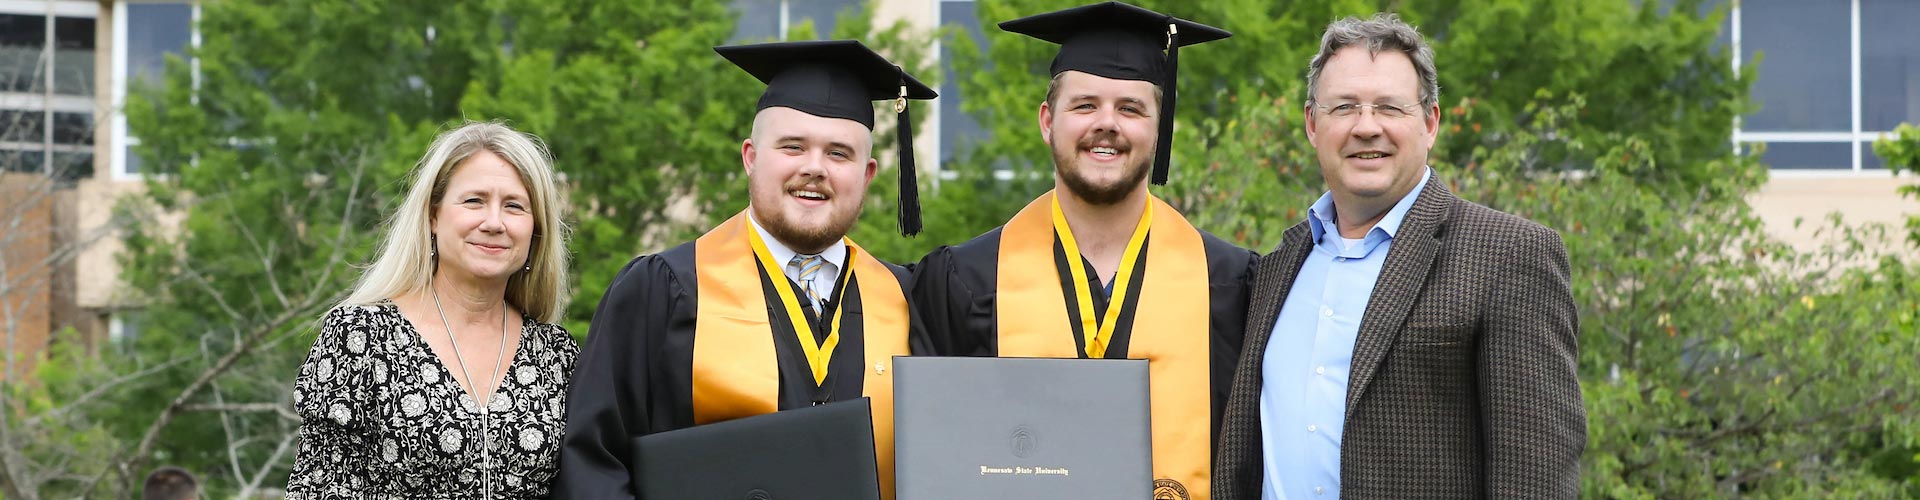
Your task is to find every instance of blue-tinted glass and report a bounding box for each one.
[939,0,989,166]
[1862,142,1888,170]
[1753,141,1852,169]
[128,4,192,88]
[731,0,780,42]
[1707,0,1730,56]
[124,144,144,176]
[1862,0,1920,131]
[1653,0,1730,54]
[1741,0,1850,132]
[789,0,859,39]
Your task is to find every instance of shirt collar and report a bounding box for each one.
[1306,166,1433,244]
[746,212,848,272]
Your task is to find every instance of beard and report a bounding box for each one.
[1051,130,1152,206]
[750,179,863,253]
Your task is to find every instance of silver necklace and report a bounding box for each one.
[430,286,511,494]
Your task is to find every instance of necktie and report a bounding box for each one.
[789,254,825,309]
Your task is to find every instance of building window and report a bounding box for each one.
[729,0,861,42]
[1734,0,1919,172]
[935,0,993,177]
[1860,0,1920,133]
[0,3,98,182]
[109,310,144,346]
[113,1,198,180]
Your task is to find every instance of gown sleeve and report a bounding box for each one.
[554,255,682,500]
[909,244,996,357]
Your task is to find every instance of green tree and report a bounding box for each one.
[1872,123,1920,249]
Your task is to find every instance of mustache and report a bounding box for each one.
[1077,131,1130,151]
[783,179,834,196]
[1342,140,1394,156]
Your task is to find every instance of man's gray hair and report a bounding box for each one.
[1305,13,1439,108]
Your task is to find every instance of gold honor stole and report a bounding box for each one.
[690,211,912,500]
[996,191,1212,500]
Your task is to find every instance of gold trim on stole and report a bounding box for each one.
[691,211,912,500]
[692,212,780,424]
[851,238,909,500]
[995,191,1213,499]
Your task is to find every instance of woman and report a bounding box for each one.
[288,121,575,498]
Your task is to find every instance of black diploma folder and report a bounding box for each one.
[632,397,881,500]
[893,357,1152,499]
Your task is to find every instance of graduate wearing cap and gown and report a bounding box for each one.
[910,3,1252,499]
[555,40,935,500]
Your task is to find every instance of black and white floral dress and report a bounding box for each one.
[288,302,578,499]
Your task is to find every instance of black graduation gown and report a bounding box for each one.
[909,226,1255,441]
[555,241,931,499]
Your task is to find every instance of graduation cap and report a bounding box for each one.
[1000,2,1230,185]
[716,40,939,236]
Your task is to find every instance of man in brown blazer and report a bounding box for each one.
[1212,14,1585,499]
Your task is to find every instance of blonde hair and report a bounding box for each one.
[340,121,572,323]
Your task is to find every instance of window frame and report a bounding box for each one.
[1733,0,1912,176]
[110,0,199,182]
[0,1,99,178]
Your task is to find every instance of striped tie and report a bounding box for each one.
[790,254,825,308]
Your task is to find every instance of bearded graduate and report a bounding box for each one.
[909,3,1253,499]
[555,40,935,500]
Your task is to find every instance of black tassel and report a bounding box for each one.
[896,83,923,237]
[1153,21,1179,185]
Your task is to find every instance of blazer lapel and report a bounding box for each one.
[1343,179,1454,416]
[1243,222,1315,368]
[1215,219,1315,495]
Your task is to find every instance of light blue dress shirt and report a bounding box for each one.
[1259,168,1431,500]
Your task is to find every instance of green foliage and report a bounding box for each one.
[1870,123,1920,249]
[0,329,137,498]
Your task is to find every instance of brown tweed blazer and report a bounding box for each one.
[1213,178,1585,499]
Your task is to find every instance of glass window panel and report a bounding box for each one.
[52,111,91,145]
[52,151,90,181]
[1,14,47,93]
[1740,0,1849,132]
[730,0,780,42]
[1654,0,1730,54]
[51,16,92,96]
[0,14,45,47]
[939,0,989,165]
[788,0,859,39]
[124,143,148,176]
[1,148,45,173]
[1861,142,1888,170]
[127,3,192,89]
[1752,141,1852,169]
[1862,0,1920,131]
[0,109,42,142]
[52,17,93,50]
[111,311,146,345]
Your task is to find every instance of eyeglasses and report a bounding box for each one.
[1311,102,1421,120]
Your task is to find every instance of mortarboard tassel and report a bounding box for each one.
[1152,20,1179,185]
[895,77,923,237]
